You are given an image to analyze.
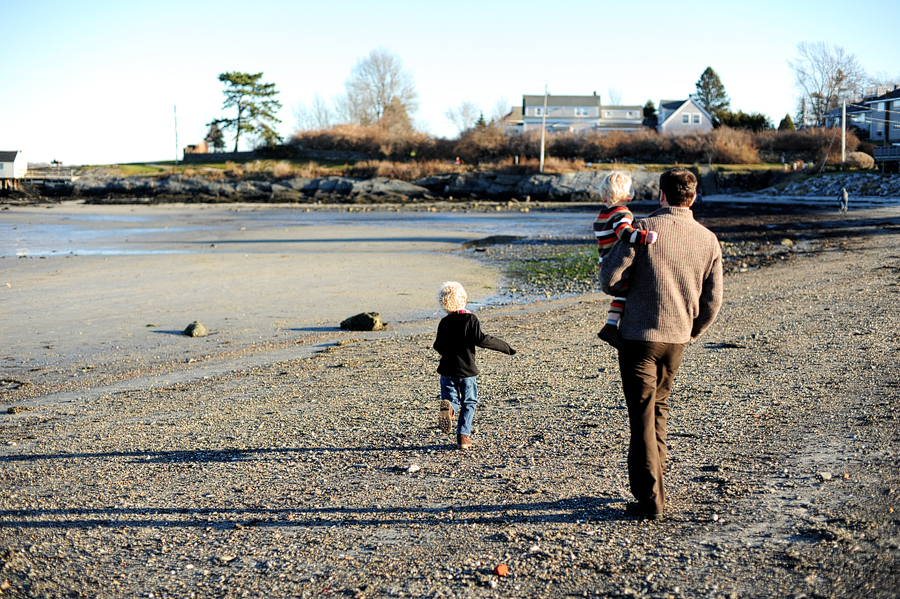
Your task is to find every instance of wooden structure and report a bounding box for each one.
[0,151,27,191]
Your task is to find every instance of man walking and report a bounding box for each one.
[599,168,723,520]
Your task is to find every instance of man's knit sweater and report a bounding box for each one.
[599,206,723,344]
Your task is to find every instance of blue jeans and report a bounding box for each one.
[440,376,478,436]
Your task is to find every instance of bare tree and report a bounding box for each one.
[869,71,900,89]
[789,41,867,126]
[445,101,480,136]
[607,88,623,106]
[339,48,418,126]
[294,93,334,131]
[490,97,511,123]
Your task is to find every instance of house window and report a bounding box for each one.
[575,107,589,117]
[877,123,884,133]
[534,107,543,116]
[682,114,690,124]
[693,113,701,124]
[626,111,635,118]
[604,111,612,118]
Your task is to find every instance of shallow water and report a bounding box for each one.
[0,208,596,258]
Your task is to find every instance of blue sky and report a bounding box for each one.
[2,0,898,166]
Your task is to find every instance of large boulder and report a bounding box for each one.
[340,312,387,331]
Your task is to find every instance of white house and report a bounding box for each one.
[657,99,714,135]
[0,151,27,191]
[515,94,645,134]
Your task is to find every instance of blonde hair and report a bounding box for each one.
[598,171,634,205]
[438,281,467,312]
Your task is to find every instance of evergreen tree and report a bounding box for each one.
[204,122,226,153]
[778,113,796,131]
[475,112,487,129]
[214,71,282,152]
[694,67,730,124]
[643,100,658,127]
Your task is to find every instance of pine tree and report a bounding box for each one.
[778,114,796,131]
[694,67,730,124]
[214,72,282,152]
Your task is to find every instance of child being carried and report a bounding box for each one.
[592,172,659,349]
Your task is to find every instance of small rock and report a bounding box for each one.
[780,238,794,246]
[493,563,509,577]
[711,513,719,522]
[183,321,208,337]
[818,472,832,481]
[7,406,32,414]
[340,312,386,331]
[407,464,421,473]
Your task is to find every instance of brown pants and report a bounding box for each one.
[618,340,687,514]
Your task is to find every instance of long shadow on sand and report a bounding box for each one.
[0,496,631,529]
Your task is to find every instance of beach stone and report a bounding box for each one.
[183,321,208,337]
[780,238,794,246]
[340,312,386,331]
[818,472,833,481]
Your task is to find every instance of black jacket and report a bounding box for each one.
[433,311,515,377]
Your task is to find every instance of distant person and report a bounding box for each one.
[600,168,723,520]
[839,187,849,214]
[432,282,516,449]
[592,172,659,349]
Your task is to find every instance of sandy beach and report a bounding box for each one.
[1,200,899,598]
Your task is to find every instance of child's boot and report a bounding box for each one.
[598,323,624,350]
[439,400,454,434]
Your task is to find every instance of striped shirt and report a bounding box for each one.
[593,204,655,263]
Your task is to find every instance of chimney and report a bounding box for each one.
[593,91,597,96]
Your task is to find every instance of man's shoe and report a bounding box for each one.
[439,400,454,434]
[626,502,662,520]
[457,434,473,449]
[598,323,625,350]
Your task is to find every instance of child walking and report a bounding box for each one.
[593,172,659,349]
[432,281,516,449]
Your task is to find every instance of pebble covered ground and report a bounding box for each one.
[1,204,899,599]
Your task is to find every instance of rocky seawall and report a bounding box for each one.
[23,170,900,204]
[767,173,900,197]
[34,170,661,204]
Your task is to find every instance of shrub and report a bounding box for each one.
[845,151,874,169]
[705,128,759,164]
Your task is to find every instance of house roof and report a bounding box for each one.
[659,100,685,112]
[658,99,713,127]
[523,95,601,107]
[824,102,869,118]
[0,151,21,162]
[501,106,524,123]
[864,86,900,104]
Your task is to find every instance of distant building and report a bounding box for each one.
[504,93,645,134]
[823,102,870,133]
[657,99,714,135]
[864,86,900,145]
[0,151,27,191]
[184,141,209,155]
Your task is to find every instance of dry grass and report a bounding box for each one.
[347,160,469,180]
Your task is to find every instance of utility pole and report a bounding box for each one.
[802,98,808,129]
[174,105,179,168]
[841,100,846,170]
[539,85,548,174]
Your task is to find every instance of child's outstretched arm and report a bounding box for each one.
[610,207,658,245]
[471,319,516,355]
